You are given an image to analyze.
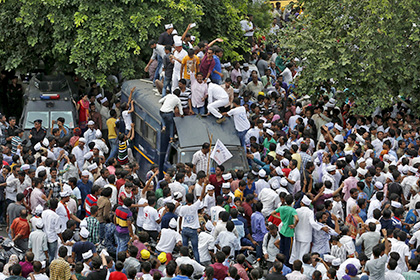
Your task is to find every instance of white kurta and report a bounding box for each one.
[289,206,323,264]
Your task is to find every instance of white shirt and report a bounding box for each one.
[92,139,109,154]
[71,145,89,171]
[337,258,361,280]
[156,228,182,253]
[122,110,132,131]
[210,205,225,223]
[385,270,406,280]
[42,209,62,242]
[30,274,49,280]
[215,231,240,257]
[281,67,293,85]
[159,94,183,115]
[94,176,108,189]
[56,202,71,233]
[202,194,215,215]
[83,129,96,145]
[368,199,382,219]
[179,200,201,229]
[409,229,420,247]
[288,168,301,194]
[198,231,215,263]
[255,179,270,195]
[192,150,208,174]
[227,106,250,132]
[173,49,188,73]
[208,83,229,103]
[175,256,204,275]
[391,240,410,272]
[169,181,187,201]
[136,198,148,228]
[240,19,254,37]
[258,188,280,217]
[103,184,118,207]
[143,206,160,231]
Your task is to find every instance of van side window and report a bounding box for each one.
[133,113,157,149]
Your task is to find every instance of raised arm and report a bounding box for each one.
[128,87,136,103]
[208,38,224,48]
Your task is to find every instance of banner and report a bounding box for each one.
[210,139,233,165]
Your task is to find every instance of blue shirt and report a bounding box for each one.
[405,209,417,226]
[211,55,221,81]
[161,212,178,229]
[244,182,256,197]
[76,179,93,204]
[232,218,245,239]
[251,211,268,242]
[359,209,367,222]
[237,215,250,237]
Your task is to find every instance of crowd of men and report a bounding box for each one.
[1,2,420,280]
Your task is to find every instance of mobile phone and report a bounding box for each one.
[190,23,197,28]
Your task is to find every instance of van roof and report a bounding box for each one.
[121,80,162,123]
[174,115,241,148]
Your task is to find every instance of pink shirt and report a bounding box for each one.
[190,73,207,108]
[342,176,358,200]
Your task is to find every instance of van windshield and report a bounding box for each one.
[24,112,49,129]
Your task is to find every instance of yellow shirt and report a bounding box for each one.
[106,117,117,139]
[292,152,302,170]
[234,189,243,201]
[181,55,200,80]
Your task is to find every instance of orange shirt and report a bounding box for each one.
[11,218,30,239]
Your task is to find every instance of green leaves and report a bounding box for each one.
[0,0,270,88]
[266,0,420,114]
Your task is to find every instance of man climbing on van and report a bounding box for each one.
[207,82,229,124]
[159,89,184,143]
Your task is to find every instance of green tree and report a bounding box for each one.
[0,0,271,86]
[272,0,420,114]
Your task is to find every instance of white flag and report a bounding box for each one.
[210,139,233,165]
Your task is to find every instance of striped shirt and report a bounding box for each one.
[117,140,129,165]
[85,194,97,216]
[115,205,133,234]
[178,88,191,109]
[192,150,208,174]
[11,136,22,154]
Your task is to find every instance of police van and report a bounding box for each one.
[120,79,248,179]
[20,74,78,137]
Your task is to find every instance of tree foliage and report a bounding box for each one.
[273,0,420,114]
[0,0,271,86]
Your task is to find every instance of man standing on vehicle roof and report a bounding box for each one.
[29,119,47,147]
[207,82,229,124]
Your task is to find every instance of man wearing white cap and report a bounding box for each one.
[255,169,270,195]
[258,179,280,217]
[401,166,418,200]
[91,130,108,155]
[72,227,96,262]
[322,165,338,191]
[28,219,48,262]
[158,24,174,46]
[156,218,182,255]
[71,137,88,171]
[171,40,188,92]
[198,220,215,266]
[290,195,325,264]
[83,120,97,145]
[57,188,81,233]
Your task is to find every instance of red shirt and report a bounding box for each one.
[210,263,228,280]
[116,178,126,192]
[242,201,253,225]
[109,271,127,280]
[209,175,224,196]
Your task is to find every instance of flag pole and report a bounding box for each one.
[206,129,213,175]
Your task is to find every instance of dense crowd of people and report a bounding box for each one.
[1,2,420,280]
